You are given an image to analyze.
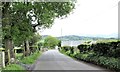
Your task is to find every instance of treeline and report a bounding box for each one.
[60,40,120,71]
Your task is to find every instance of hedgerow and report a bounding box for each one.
[61,41,120,71]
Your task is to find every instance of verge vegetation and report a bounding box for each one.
[60,40,120,71]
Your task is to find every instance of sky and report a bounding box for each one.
[39,0,119,38]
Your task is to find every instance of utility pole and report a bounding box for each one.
[61,27,62,37]
[118,1,120,40]
[60,27,63,47]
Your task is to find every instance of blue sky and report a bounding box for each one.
[39,0,119,38]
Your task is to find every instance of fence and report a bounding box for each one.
[0,47,21,69]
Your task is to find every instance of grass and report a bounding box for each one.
[20,51,41,64]
[16,53,23,60]
[2,64,26,72]
[1,51,41,71]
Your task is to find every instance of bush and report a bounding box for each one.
[66,50,71,56]
[70,46,74,54]
[61,46,75,57]
[92,41,120,57]
[77,44,91,53]
[97,56,120,70]
[61,46,71,52]
[92,43,110,56]
[63,41,120,70]
[74,53,120,70]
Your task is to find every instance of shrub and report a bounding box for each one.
[66,50,71,56]
[77,44,91,53]
[91,41,120,57]
[75,53,120,70]
[70,46,74,54]
[97,56,120,70]
[61,41,120,71]
[61,46,71,52]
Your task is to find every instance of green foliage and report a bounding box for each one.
[2,2,76,65]
[20,51,41,64]
[70,47,74,54]
[77,44,91,53]
[58,40,61,47]
[77,41,120,57]
[29,45,38,54]
[2,1,75,47]
[29,33,41,46]
[34,2,75,29]
[12,22,34,46]
[61,46,71,52]
[38,42,44,48]
[72,53,120,70]
[3,64,25,71]
[62,41,120,70]
[16,53,23,60]
[66,50,71,55]
[91,41,120,57]
[60,46,75,56]
[44,36,59,48]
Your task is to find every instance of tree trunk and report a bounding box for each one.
[9,40,15,59]
[4,38,11,65]
[23,40,30,57]
[2,2,12,65]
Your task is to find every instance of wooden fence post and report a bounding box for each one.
[2,52,5,68]
[0,51,5,69]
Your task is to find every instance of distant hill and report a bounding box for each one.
[41,35,116,41]
[57,35,106,41]
[57,35,82,41]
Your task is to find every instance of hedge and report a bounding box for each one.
[77,41,120,58]
[74,53,120,70]
[77,44,91,53]
[61,41,120,71]
[91,41,120,57]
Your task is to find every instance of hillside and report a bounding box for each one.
[41,35,117,41]
[57,35,105,41]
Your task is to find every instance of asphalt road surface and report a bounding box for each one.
[32,50,109,71]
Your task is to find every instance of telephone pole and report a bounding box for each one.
[61,28,62,37]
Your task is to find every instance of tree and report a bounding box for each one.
[2,2,12,64]
[2,1,75,65]
[29,33,42,53]
[29,33,41,46]
[44,36,59,48]
[58,40,61,47]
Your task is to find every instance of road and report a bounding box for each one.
[32,50,109,71]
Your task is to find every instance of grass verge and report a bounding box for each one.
[2,64,26,72]
[20,51,41,64]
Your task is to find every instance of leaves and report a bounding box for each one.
[44,36,59,48]
[2,2,75,47]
